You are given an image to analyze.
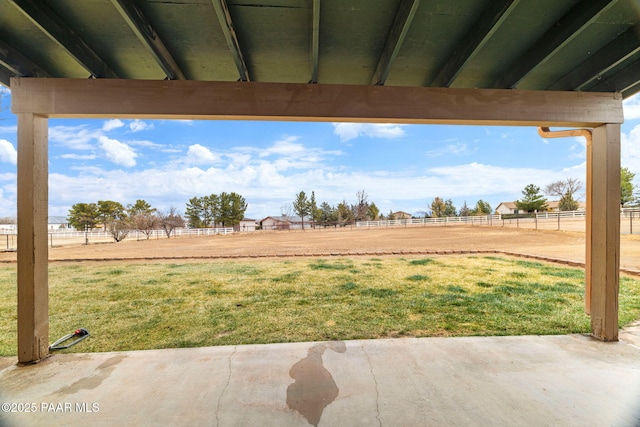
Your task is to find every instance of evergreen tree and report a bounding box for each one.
[472,199,491,215]
[185,196,206,228]
[459,201,471,217]
[443,199,457,217]
[515,184,548,212]
[293,191,311,229]
[219,192,247,227]
[621,167,636,207]
[367,202,380,220]
[67,203,100,230]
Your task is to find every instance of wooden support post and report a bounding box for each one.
[587,123,620,341]
[17,113,49,363]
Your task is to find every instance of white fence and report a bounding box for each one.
[38,227,233,238]
[357,215,501,228]
[1,227,233,251]
[355,209,640,234]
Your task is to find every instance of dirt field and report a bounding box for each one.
[3,225,640,271]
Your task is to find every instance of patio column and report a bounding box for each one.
[17,112,49,363]
[587,123,620,341]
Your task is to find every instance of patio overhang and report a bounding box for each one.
[1,0,637,363]
[11,77,624,362]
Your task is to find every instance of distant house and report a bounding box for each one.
[235,218,257,232]
[48,216,73,230]
[546,201,586,212]
[0,219,16,231]
[260,215,314,230]
[392,211,412,220]
[495,202,518,215]
[495,201,586,215]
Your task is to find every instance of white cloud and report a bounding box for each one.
[98,135,137,167]
[623,93,640,121]
[332,123,405,142]
[102,119,124,132]
[260,136,305,157]
[622,124,640,180]
[49,125,99,150]
[129,120,154,132]
[425,143,472,157]
[186,144,218,165]
[60,153,98,160]
[0,139,17,164]
[0,125,17,134]
[128,139,162,149]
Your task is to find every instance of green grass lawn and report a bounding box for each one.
[1,256,640,356]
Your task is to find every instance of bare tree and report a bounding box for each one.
[545,178,583,211]
[352,190,369,221]
[158,206,185,238]
[132,212,158,239]
[280,203,294,219]
[108,219,131,243]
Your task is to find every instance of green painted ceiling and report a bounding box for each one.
[1,0,639,98]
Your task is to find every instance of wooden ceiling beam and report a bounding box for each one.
[494,0,618,89]
[0,36,50,81]
[371,0,420,86]
[0,64,14,87]
[111,0,186,80]
[548,24,640,91]
[588,56,640,94]
[210,0,250,82]
[8,0,118,78]
[431,0,519,88]
[10,77,623,127]
[309,0,321,84]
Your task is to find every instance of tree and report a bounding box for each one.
[158,206,185,238]
[387,210,396,220]
[367,202,380,220]
[203,194,221,226]
[185,196,206,228]
[309,191,321,224]
[131,211,158,239]
[318,202,336,224]
[430,197,446,217]
[281,203,294,219]
[472,200,491,215]
[128,199,157,239]
[108,218,131,243]
[352,190,369,221]
[458,201,471,217]
[293,191,311,229]
[218,192,247,227]
[545,178,582,211]
[443,199,457,217]
[128,199,154,216]
[67,203,100,230]
[621,167,635,207]
[515,184,548,212]
[336,200,354,225]
[97,200,126,230]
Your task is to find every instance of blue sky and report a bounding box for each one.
[1,85,640,220]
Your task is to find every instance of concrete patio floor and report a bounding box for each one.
[1,323,639,427]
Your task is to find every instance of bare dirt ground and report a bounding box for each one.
[2,225,640,272]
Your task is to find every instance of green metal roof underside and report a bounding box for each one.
[1,0,639,98]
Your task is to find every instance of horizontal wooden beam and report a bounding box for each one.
[10,78,623,126]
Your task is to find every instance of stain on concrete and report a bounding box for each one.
[287,341,347,426]
[55,355,126,395]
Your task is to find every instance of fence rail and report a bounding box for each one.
[357,215,501,228]
[0,227,233,251]
[2,209,639,252]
